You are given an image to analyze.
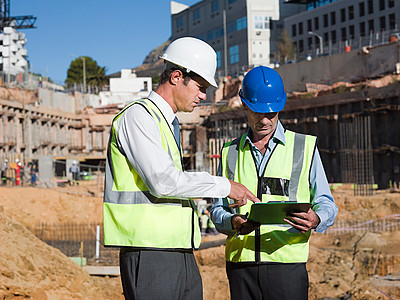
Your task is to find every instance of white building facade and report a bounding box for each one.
[170,0,304,77]
[99,69,152,106]
[0,26,28,80]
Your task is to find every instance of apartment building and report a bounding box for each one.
[285,0,399,59]
[170,0,303,77]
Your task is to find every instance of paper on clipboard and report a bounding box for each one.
[247,202,311,224]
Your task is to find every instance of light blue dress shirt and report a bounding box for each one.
[211,120,338,234]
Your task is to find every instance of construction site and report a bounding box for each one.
[0,39,399,299]
[0,0,400,297]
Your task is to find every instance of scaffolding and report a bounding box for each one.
[339,116,374,195]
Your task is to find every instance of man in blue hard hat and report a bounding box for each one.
[211,66,338,300]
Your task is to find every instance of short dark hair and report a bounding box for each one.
[158,67,193,86]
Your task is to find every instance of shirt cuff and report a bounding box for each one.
[214,176,231,198]
[315,211,329,233]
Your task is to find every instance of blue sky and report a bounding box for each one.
[12,0,199,85]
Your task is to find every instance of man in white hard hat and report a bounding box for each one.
[103,37,260,300]
[69,160,79,186]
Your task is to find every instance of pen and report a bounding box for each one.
[235,212,249,238]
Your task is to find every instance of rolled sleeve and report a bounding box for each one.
[310,149,339,233]
[211,197,236,236]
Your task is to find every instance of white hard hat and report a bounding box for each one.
[73,160,77,165]
[160,37,218,88]
[15,158,19,163]
[4,159,8,163]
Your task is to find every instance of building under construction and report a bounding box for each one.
[0,40,399,193]
[205,81,400,194]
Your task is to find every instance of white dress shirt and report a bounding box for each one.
[116,91,231,199]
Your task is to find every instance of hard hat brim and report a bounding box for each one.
[161,57,218,88]
[240,92,287,113]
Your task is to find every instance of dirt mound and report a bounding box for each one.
[0,211,123,299]
[0,186,103,227]
[1,184,399,299]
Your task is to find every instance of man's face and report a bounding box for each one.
[245,106,279,141]
[174,73,210,113]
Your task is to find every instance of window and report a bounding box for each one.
[330,11,336,26]
[176,16,183,29]
[229,16,247,33]
[323,14,328,27]
[359,2,365,17]
[341,27,347,41]
[196,33,206,41]
[323,32,328,46]
[307,19,312,32]
[207,27,223,40]
[193,8,200,21]
[211,0,219,12]
[331,30,337,44]
[367,0,373,14]
[298,22,303,35]
[388,0,394,8]
[380,16,385,31]
[228,0,237,3]
[349,25,355,39]
[308,37,313,50]
[379,0,385,11]
[314,17,319,30]
[340,8,346,22]
[359,22,366,37]
[348,6,354,20]
[216,51,221,68]
[368,19,374,34]
[237,17,247,31]
[254,16,269,30]
[299,39,304,53]
[229,45,239,64]
[292,24,297,37]
[389,14,396,30]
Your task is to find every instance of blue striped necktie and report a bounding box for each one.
[172,116,181,147]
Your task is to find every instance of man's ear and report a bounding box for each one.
[169,69,183,86]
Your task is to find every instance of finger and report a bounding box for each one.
[284,218,310,233]
[229,199,247,208]
[289,212,308,219]
[247,194,261,203]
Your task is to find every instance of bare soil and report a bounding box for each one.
[0,183,399,299]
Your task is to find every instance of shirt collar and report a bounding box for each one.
[242,120,286,149]
[147,91,176,125]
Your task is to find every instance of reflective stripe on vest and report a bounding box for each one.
[222,130,316,263]
[103,98,201,250]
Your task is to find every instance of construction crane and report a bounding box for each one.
[0,0,36,31]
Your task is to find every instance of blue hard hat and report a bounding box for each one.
[239,66,287,113]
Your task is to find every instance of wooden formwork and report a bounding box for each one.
[208,138,230,176]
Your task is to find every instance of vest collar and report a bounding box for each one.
[148,91,176,126]
[242,120,286,150]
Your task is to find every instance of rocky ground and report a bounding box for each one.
[0,183,399,299]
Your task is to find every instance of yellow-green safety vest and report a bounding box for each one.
[103,98,201,250]
[222,130,316,263]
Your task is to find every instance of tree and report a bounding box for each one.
[87,66,108,87]
[66,56,108,91]
[276,30,296,64]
